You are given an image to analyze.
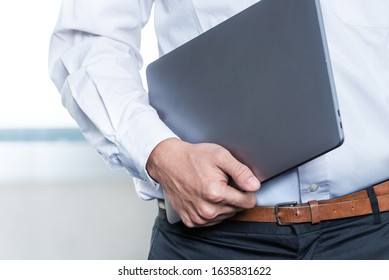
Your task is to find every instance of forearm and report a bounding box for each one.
[48,0,176,182]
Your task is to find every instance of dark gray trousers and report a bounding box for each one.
[148,207,389,260]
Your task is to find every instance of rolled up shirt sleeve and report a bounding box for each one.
[48,0,177,197]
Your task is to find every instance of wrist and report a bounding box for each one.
[146,137,184,182]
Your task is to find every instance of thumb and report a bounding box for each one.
[217,151,261,192]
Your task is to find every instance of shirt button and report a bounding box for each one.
[309,184,319,192]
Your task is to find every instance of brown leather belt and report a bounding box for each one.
[231,180,389,225]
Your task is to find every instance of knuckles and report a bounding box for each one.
[233,163,250,183]
[246,194,257,209]
[183,214,206,228]
[203,186,224,204]
[197,204,219,221]
[211,145,230,163]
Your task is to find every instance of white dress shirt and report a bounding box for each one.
[49,0,389,205]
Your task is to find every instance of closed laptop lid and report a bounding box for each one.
[147,0,344,183]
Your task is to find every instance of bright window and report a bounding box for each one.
[0,1,158,129]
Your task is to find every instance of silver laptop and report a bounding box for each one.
[147,0,344,223]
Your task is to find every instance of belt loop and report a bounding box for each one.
[308,200,321,224]
[367,186,381,224]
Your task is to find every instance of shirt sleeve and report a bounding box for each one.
[48,0,177,191]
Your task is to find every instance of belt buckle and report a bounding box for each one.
[275,201,298,226]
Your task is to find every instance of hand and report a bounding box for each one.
[146,138,261,227]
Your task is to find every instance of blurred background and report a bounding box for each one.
[0,1,158,259]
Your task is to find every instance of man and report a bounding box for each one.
[49,0,389,259]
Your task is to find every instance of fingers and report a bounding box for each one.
[180,183,256,227]
[181,146,260,227]
[218,183,257,209]
[201,178,257,209]
[215,148,261,192]
[180,201,246,228]
[175,183,256,228]
[189,213,237,228]
[148,140,261,228]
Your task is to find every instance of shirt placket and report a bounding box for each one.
[298,154,330,203]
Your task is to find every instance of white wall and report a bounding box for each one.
[0,142,157,260]
[0,1,158,128]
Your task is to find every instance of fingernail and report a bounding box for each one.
[246,176,260,190]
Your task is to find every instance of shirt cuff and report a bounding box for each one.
[116,109,178,189]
